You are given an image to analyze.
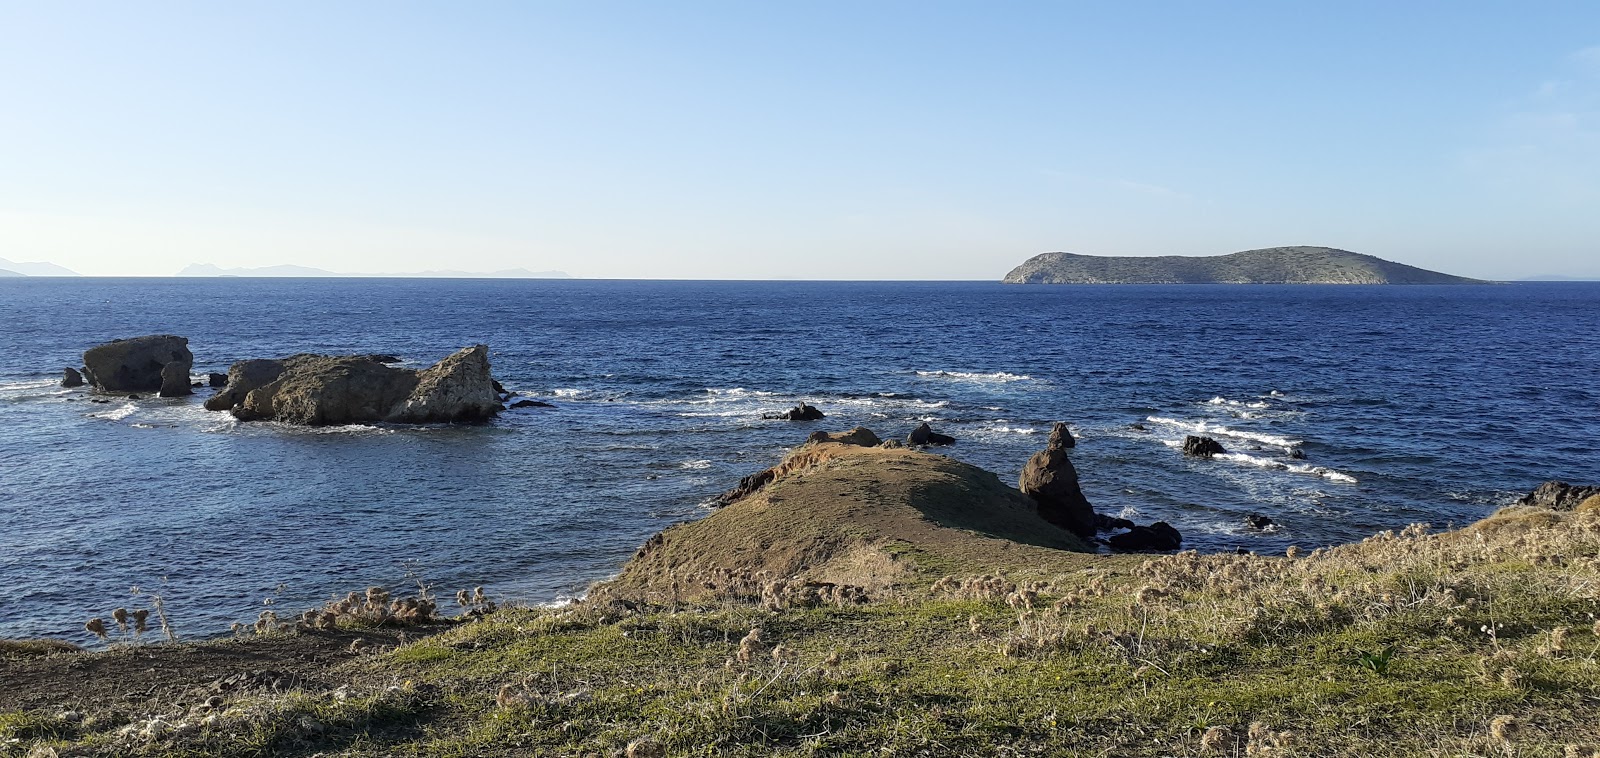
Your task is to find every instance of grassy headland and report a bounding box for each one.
[4,442,1599,756]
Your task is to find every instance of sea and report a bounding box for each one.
[2,278,1597,643]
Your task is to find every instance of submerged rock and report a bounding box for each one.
[82,335,193,394]
[1094,513,1136,532]
[206,346,501,426]
[1183,435,1226,458]
[1018,422,1095,539]
[764,403,825,421]
[1245,513,1276,530]
[207,372,228,388]
[1517,481,1600,511]
[907,422,956,446]
[508,399,554,409]
[61,367,84,388]
[1107,521,1183,552]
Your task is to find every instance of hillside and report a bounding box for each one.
[0,269,22,277]
[1002,246,1485,284]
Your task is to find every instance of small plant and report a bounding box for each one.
[1358,645,1397,676]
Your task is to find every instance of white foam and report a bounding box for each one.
[915,370,1031,383]
[552,388,585,398]
[1289,464,1358,483]
[90,403,139,421]
[1145,416,1302,448]
[1206,396,1270,409]
[679,459,712,470]
[1216,453,1358,483]
[704,388,777,397]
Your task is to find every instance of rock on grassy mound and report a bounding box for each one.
[206,346,501,425]
[598,434,1093,606]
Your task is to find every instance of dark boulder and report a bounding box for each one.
[764,403,824,421]
[1517,481,1600,511]
[1018,422,1095,539]
[1094,513,1136,532]
[907,422,955,446]
[509,399,554,409]
[363,355,402,364]
[159,361,192,397]
[82,335,193,394]
[208,373,228,388]
[1183,435,1226,458]
[61,367,84,388]
[1288,448,1307,460]
[1245,513,1276,530]
[1107,521,1183,552]
[1047,423,1075,448]
[204,358,292,412]
[1129,423,1147,432]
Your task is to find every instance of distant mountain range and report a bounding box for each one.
[0,257,79,276]
[177,264,571,278]
[1002,246,1485,285]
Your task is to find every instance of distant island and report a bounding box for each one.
[0,257,79,276]
[1002,246,1485,284]
[176,264,570,279]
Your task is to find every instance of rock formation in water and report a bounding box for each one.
[764,403,825,421]
[81,335,193,394]
[1107,521,1184,551]
[205,346,501,426]
[159,361,192,397]
[1002,246,1486,285]
[1183,435,1226,458]
[61,367,84,388]
[1017,422,1096,539]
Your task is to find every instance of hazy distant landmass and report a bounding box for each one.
[1002,246,1485,285]
[0,257,79,276]
[177,263,571,278]
[1520,274,1600,282]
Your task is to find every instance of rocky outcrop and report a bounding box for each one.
[808,427,882,447]
[907,422,956,446]
[508,399,554,409]
[764,403,824,421]
[82,335,193,394]
[61,368,84,388]
[1183,435,1225,458]
[159,362,192,397]
[205,346,500,426]
[1018,422,1095,539]
[1002,246,1486,285]
[1517,481,1600,511]
[207,373,228,388]
[1107,522,1183,552]
[1245,513,1276,530]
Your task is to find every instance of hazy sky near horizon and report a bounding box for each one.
[2,2,1598,279]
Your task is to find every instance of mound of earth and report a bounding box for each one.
[597,436,1093,606]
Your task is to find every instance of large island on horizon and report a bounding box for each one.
[1002,245,1486,285]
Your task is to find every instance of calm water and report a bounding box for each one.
[2,278,1598,643]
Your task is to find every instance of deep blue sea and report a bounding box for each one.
[2,278,1598,643]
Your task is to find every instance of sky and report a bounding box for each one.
[1,2,1597,280]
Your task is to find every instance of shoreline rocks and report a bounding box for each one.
[61,367,84,388]
[82,335,193,395]
[1107,521,1183,551]
[1517,481,1600,511]
[159,361,192,397]
[1018,422,1095,539]
[907,422,955,446]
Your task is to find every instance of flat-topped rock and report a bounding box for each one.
[82,335,193,394]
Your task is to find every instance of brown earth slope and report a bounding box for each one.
[597,440,1094,606]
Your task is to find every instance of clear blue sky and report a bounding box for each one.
[1,2,1596,279]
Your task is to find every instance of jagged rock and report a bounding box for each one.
[61,367,84,388]
[509,399,554,409]
[1517,481,1600,511]
[1107,522,1183,552]
[1018,422,1095,538]
[879,439,905,449]
[207,346,500,426]
[1245,513,1276,530]
[764,403,824,421]
[1094,513,1136,532]
[807,427,882,447]
[82,335,192,394]
[159,361,192,397]
[208,373,228,388]
[1183,435,1225,458]
[1048,424,1075,448]
[907,422,955,446]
